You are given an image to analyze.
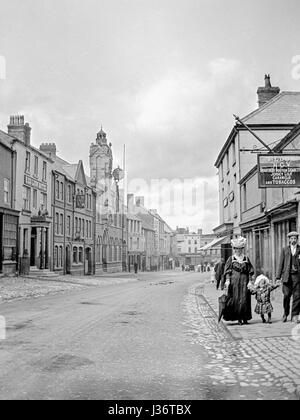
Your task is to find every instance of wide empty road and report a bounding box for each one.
[0,271,295,400]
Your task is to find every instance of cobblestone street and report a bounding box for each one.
[0,271,299,400]
[191,274,300,399]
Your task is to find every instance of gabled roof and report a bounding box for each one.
[215,91,300,167]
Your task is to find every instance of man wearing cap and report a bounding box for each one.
[276,232,300,323]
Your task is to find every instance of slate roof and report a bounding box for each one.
[242,92,300,125]
[0,130,13,149]
[215,91,300,167]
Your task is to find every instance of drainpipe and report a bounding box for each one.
[51,172,55,273]
[63,175,66,275]
[93,189,96,275]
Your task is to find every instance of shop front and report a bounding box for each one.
[0,209,19,275]
[241,201,298,279]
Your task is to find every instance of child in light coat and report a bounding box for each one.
[249,275,281,324]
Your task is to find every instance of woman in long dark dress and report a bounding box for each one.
[222,237,254,325]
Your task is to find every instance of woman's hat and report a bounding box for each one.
[231,236,247,249]
[287,231,299,238]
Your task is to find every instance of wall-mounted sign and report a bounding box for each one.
[258,154,300,188]
[24,175,47,192]
[76,194,86,209]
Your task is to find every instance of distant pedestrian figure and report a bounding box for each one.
[276,231,300,323]
[249,275,281,324]
[134,262,138,274]
[214,258,225,290]
[182,264,185,272]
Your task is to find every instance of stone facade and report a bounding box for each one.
[90,128,126,273]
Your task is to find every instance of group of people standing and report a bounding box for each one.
[215,232,300,326]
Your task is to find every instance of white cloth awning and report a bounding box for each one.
[200,236,230,251]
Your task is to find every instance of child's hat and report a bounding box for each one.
[254,274,270,287]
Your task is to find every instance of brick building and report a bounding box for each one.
[40,143,96,275]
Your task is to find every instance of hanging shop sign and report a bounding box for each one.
[258,154,300,188]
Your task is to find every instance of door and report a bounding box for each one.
[85,248,92,275]
[66,246,71,274]
[30,228,37,267]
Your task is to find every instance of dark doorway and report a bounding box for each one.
[30,228,37,267]
[66,246,71,274]
[85,248,92,275]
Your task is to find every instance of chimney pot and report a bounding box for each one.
[257,75,280,108]
[7,115,31,145]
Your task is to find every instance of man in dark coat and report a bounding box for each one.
[276,232,300,323]
[214,258,225,290]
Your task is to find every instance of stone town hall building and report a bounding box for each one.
[89,128,126,273]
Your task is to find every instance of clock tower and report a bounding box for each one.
[89,127,113,189]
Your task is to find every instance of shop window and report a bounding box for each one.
[2,215,18,261]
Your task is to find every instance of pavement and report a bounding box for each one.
[0,270,299,400]
[199,276,300,398]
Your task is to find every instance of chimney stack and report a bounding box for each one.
[39,143,57,158]
[7,115,31,146]
[257,75,280,108]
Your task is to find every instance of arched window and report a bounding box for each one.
[54,246,58,268]
[59,246,63,267]
[79,247,83,263]
[109,239,113,262]
[60,182,64,200]
[73,247,78,263]
[68,185,72,203]
[56,180,59,199]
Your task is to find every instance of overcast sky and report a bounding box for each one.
[1,0,300,232]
